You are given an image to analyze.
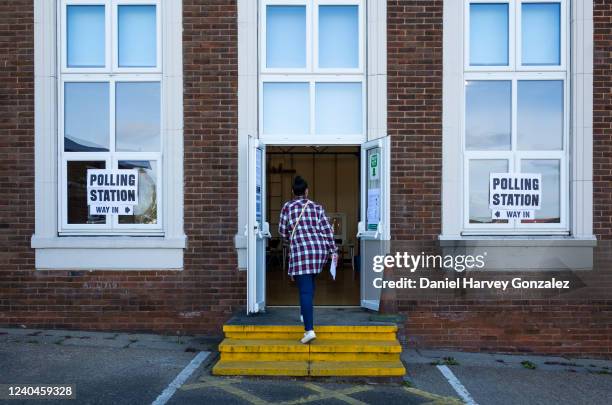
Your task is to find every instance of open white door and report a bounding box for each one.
[358,137,390,311]
[247,136,269,314]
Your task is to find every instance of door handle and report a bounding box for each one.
[356,221,365,237]
[261,222,272,238]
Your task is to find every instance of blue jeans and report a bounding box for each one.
[295,274,316,331]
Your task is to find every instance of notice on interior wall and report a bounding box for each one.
[489,173,541,220]
[87,169,138,216]
[256,149,262,222]
[369,152,380,180]
[367,188,381,230]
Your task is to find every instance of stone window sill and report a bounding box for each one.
[31,235,187,270]
[438,235,596,271]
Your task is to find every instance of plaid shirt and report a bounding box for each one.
[279,198,337,276]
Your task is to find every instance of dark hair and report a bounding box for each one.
[292,176,308,196]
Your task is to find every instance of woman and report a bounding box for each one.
[279,176,337,344]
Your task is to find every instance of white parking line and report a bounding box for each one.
[151,351,210,405]
[437,365,479,405]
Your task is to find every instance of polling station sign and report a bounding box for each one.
[87,169,138,215]
[489,173,541,218]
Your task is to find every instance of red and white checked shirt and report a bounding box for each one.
[279,198,337,276]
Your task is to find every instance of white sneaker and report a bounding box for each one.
[300,330,316,344]
[300,314,304,323]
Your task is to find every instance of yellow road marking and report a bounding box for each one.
[220,383,271,405]
[182,376,460,405]
[297,383,370,405]
[403,386,464,405]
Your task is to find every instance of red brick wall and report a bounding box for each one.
[0,0,610,358]
[0,0,243,335]
[593,0,612,239]
[388,0,443,241]
[0,0,36,320]
[389,0,612,358]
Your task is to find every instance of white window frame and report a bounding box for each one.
[464,0,517,72]
[32,0,185,269]
[462,0,570,235]
[59,76,163,234]
[60,0,162,74]
[111,0,162,74]
[258,0,367,146]
[59,0,163,234]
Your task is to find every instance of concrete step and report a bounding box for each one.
[219,339,402,354]
[310,361,406,377]
[223,325,397,333]
[310,339,402,353]
[214,321,405,377]
[212,360,406,377]
[220,351,398,362]
[213,361,309,376]
[224,331,397,341]
[219,339,308,353]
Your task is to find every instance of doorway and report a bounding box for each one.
[246,136,389,313]
[265,146,361,306]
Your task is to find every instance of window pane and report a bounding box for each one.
[518,81,563,150]
[469,160,509,224]
[521,160,560,223]
[67,161,106,224]
[522,3,561,66]
[319,5,359,68]
[116,82,161,152]
[67,5,105,67]
[266,6,306,68]
[118,5,157,67]
[315,83,362,135]
[470,3,509,66]
[118,161,157,225]
[465,81,511,150]
[64,83,110,152]
[263,83,310,135]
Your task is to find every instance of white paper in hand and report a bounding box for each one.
[330,254,337,281]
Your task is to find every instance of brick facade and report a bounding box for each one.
[0,0,611,357]
[0,0,244,335]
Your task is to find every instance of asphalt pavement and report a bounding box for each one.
[1,328,611,405]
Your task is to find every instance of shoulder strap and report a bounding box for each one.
[290,201,311,241]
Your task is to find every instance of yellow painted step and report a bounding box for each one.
[310,361,406,377]
[220,351,398,362]
[309,339,402,353]
[223,324,397,333]
[219,339,309,353]
[224,331,397,341]
[213,360,308,376]
[309,352,399,362]
[219,339,401,354]
[221,352,310,361]
[213,360,405,377]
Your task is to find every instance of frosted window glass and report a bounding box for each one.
[319,5,359,68]
[266,6,306,68]
[263,83,310,135]
[118,5,157,67]
[116,82,161,152]
[465,81,512,150]
[315,83,362,135]
[470,4,509,66]
[522,3,561,66]
[521,160,561,223]
[64,82,109,152]
[67,5,105,67]
[469,160,509,224]
[518,81,563,150]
